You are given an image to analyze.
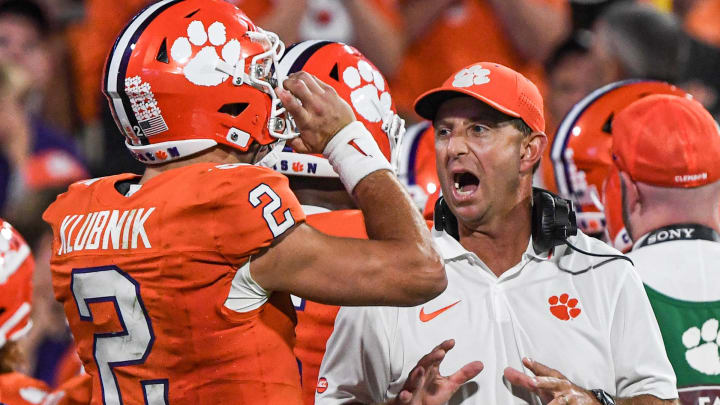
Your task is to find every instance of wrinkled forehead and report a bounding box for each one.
[433,96,515,127]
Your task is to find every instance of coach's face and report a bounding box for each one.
[434,96,526,228]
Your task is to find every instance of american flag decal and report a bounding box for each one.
[139,116,169,136]
[125,75,169,137]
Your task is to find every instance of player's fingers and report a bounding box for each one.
[503,367,539,392]
[287,137,311,154]
[447,361,484,386]
[283,74,314,104]
[523,358,566,379]
[298,71,326,95]
[314,75,338,94]
[276,87,310,125]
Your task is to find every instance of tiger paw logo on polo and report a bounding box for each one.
[171,20,242,86]
[452,65,491,88]
[548,293,581,321]
[682,318,720,375]
[342,59,393,124]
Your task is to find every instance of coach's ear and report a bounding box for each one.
[618,170,641,239]
[520,131,547,174]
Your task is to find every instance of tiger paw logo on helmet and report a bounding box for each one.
[342,60,393,124]
[171,20,242,86]
[452,65,491,88]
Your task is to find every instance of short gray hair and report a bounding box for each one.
[598,2,689,82]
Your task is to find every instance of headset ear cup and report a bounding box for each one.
[434,196,460,240]
[532,189,555,252]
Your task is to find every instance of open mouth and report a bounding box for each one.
[453,172,479,196]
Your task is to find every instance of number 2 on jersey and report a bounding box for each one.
[71,266,168,405]
[249,184,295,237]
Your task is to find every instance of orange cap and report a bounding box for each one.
[413,62,545,133]
[612,94,720,188]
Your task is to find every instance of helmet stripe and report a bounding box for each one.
[0,302,30,342]
[105,0,184,146]
[401,121,432,186]
[277,40,333,80]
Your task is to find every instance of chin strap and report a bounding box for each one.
[255,139,286,168]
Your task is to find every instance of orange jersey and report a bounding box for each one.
[0,372,50,405]
[42,374,92,405]
[42,163,306,405]
[293,209,367,405]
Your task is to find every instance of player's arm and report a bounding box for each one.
[251,72,446,306]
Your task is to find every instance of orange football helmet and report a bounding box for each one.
[551,79,687,239]
[397,121,440,211]
[102,0,294,166]
[274,40,405,178]
[0,219,34,348]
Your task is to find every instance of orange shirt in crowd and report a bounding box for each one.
[686,0,720,47]
[391,0,567,118]
[65,0,152,124]
[0,372,50,405]
[43,164,306,405]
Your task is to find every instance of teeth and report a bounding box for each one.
[454,182,460,190]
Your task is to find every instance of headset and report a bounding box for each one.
[434,187,634,265]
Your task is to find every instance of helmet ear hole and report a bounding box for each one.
[329,63,340,82]
[219,103,250,117]
[601,112,614,134]
[156,38,169,64]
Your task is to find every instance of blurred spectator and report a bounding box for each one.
[591,1,720,116]
[236,0,402,75]
[537,32,603,191]
[592,2,686,84]
[63,0,150,127]
[0,0,87,215]
[391,0,570,118]
[545,32,602,133]
[680,0,720,48]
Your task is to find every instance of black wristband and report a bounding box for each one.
[590,389,615,405]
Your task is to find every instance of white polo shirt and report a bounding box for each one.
[316,229,678,404]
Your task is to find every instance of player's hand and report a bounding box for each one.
[393,339,484,405]
[276,71,356,154]
[504,358,601,405]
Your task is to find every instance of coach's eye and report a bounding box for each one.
[436,128,451,138]
[470,124,489,135]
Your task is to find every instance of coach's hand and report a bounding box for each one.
[504,358,600,405]
[392,339,484,405]
[276,71,356,154]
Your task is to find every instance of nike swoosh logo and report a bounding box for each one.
[419,300,461,322]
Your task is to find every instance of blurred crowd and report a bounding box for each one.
[1,0,719,390]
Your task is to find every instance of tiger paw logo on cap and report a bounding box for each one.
[452,65,491,88]
[316,377,328,394]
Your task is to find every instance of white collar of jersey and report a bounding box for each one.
[431,228,551,263]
